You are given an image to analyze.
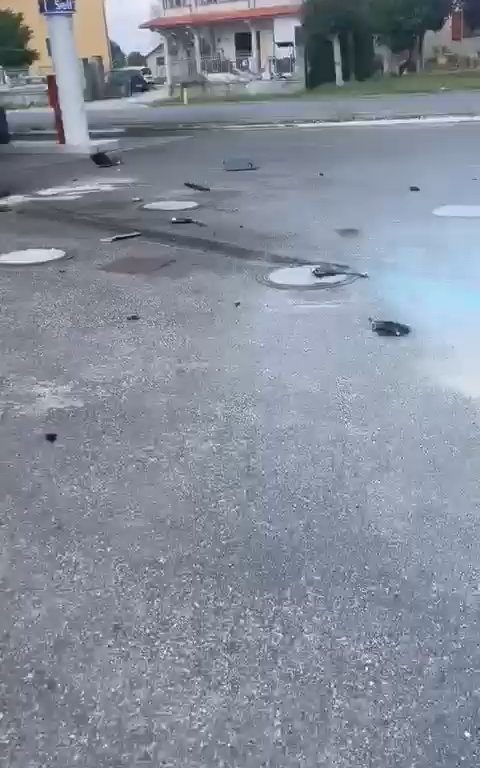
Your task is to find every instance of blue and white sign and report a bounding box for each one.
[38,0,76,14]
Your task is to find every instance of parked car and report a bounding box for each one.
[139,67,154,86]
[105,68,150,98]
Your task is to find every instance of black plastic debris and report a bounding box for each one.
[171,216,206,227]
[91,151,116,168]
[101,232,141,243]
[45,433,58,443]
[184,182,210,192]
[409,185,420,192]
[369,318,410,337]
[127,314,140,321]
[234,301,241,308]
[223,158,259,172]
[312,265,368,279]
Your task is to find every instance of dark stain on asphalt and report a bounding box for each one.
[102,256,176,275]
[336,228,360,237]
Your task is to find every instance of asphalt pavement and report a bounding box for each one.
[8,88,480,133]
[1,123,480,766]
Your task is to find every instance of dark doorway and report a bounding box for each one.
[235,31,252,56]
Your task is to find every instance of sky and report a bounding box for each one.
[105,0,157,54]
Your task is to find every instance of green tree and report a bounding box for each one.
[127,51,146,66]
[371,0,451,66]
[0,10,37,68]
[303,0,371,84]
[462,0,480,31]
[110,39,126,68]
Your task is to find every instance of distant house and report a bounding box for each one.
[0,0,111,74]
[146,42,166,82]
[424,11,480,63]
[140,0,303,87]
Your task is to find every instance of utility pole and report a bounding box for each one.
[38,0,90,150]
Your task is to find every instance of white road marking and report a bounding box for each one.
[434,205,480,217]
[0,248,66,265]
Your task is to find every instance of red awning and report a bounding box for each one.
[140,4,302,30]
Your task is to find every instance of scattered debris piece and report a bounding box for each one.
[312,265,368,279]
[59,269,66,274]
[100,232,142,243]
[336,228,360,237]
[171,216,206,227]
[184,182,210,192]
[45,433,58,443]
[91,151,116,168]
[369,318,410,337]
[223,158,259,172]
[127,314,140,321]
[234,301,241,308]
[239,225,244,228]
[319,172,325,177]
[409,185,420,192]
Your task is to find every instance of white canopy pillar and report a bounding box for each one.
[40,0,90,150]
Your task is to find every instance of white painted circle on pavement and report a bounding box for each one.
[434,205,480,218]
[0,248,66,265]
[267,265,351,288]
[143,200,199,211]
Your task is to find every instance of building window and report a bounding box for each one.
[46,38,51,57]
[156,56,165,66]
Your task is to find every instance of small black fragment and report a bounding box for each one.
[234,301,241,308]
[45,433,58,443]
[409,185,420,192]
[369,318,410,337]
[184,182,210,192]
[171,216,206,227]
[91,151,115,168]
[171,216,195,224]
[319,172,325,177]
[127,314,140,321]
[59,269,66,273]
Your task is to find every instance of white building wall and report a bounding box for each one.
[273,16,299,44]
